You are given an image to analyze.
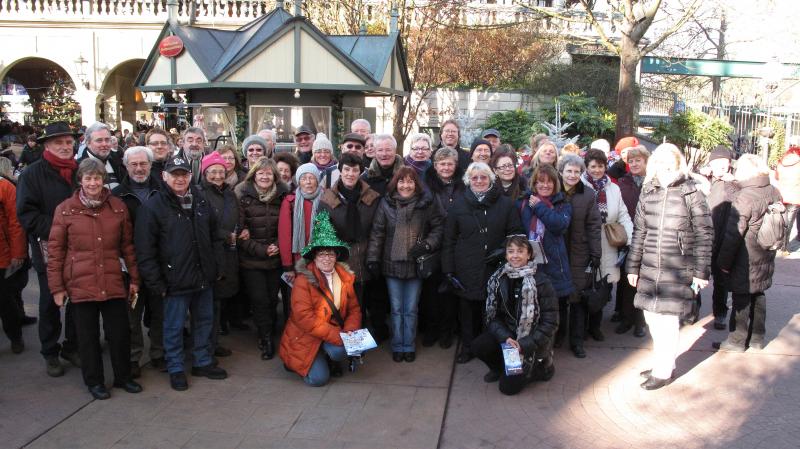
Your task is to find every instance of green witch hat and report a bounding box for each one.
[301,210,350,261]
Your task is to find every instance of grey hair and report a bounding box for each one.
[351,118,371,133]
[433,146,459,163]
[84,122,111,144]
[76,158,107,182]
[123,146,154,165]
[407,133,432,151]
[463,162,496,186]
[557,153,585,173]
[373,133,397,150]
[182,127,206,139]
[258,128,277,143]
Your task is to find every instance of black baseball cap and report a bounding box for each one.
[165,156,191,173]
[294,125,313,136]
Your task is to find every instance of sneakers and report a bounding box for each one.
[45,356,64,377]
[191,364,228,380]
[170,372,189,391]
[60,350,81,368]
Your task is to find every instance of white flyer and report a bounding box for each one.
[339,328,378,356]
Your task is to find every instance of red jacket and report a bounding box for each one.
[47,189,139,302]
[776,146,800,205]
[278,193,314,270]
[0,178,26,269]
[279,259,361,376]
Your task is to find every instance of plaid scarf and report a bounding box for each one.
[583,172,609,223]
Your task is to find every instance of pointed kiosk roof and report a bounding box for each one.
[135,7,411,96]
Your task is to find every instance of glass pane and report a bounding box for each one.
[196,106,237,150]
[249,106,331,146]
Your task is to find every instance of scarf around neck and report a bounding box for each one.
[44,151,77,184]
[292,186,323,254]
[254,182,277,204]
[485,262,540,342]
[79,188,104,209]
[471,184,493,203]
[527,194,553,242]
[404,155,432,175]
[583,172,609,222]
[390,192,418,262]
[337,180,363,242]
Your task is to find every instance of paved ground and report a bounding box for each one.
[2,248,799,449]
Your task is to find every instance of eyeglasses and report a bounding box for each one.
[221,155,236,162]
[442,129,458,135]
[149,140,169,146]
[296,135,312,142]
[411,146,430,152]
[316,251,337,259]
[470,175,489,182]
[206,169,226,177]
[495,164,514,171]
[247,147,264,153]
[345,143,363,150]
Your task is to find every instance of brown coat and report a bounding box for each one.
[47,189,139,302]
[235,181,287,270]
[279,259,361,377]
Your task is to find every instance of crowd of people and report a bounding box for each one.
[0,116,798,400]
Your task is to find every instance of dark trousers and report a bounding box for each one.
[72,299,131,387]
[711,265,729,320]
[471,331,528,396]
[0,268,22,342]
[420,272,457,339]
[242,268,281,337]
[365,277,390,340]
[129,287,163,363]
[557,297,587,347]
[36,270,77,357]
[728,292,766,346]
[280,281,292,323]
[458,297,483,350]
[617,272,644,327]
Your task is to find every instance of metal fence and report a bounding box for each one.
[698,105,800,157]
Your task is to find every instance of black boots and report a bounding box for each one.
[259,334,275,360]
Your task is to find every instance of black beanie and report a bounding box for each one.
[708,145,733,162]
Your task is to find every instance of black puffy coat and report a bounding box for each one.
[626,175,712,316]
[707,177,737,258]
[442,184,524,301]
[198,180,240,299]
[486,271,558,358]
[134,185,218,297]
[16,157,76,272]
[716,175,782,294]
[564,182,602,299]
[367,191,444,279]
[319,180,380,282]
[235,181,287,271]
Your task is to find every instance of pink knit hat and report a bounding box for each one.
[201,151,227,174]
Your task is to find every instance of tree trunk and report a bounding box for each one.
[711,8,727,106]
[615,36,639,140]
[392,95,407,154]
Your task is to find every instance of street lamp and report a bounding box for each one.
[74,54,90,90]
[759,57,783,164]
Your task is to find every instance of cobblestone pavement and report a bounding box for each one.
[1,254,799,449]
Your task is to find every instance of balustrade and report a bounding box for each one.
[0,0,272,23]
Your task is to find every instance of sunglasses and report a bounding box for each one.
[345,143,363,150]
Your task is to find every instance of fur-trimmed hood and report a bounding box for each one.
[365,154,404,180]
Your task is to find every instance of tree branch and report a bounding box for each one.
[643,0,703,54]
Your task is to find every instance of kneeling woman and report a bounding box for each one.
[279,212,362,387]
[472,236,559,396]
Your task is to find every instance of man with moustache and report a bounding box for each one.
[112,146,164,377]
[16,122,82,377]
[177,127,206,184]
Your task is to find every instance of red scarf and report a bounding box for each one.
[43,151,77,184]
[527,194,553,238]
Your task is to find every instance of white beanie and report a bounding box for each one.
[312,133,333,152]
[590,139,611,155]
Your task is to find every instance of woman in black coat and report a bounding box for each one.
[420,147,464,348]
[198,152,240,359]
[558,154,602,358]
[626,144,712,390]
[442,162,523,363]
[472,236,558,395]
[714,154,783,352]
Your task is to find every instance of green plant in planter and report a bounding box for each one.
[542,93,615,147]
[482,109,540,149]
[653,109,732,167]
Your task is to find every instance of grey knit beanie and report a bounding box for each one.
[295,162,321,183]
[241,135,269,157]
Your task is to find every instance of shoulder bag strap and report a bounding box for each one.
[318,286,346,328]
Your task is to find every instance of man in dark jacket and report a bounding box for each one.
[706,146,737,330]
[15,122,81,377]
[145,128,173,181]
[112,146,163,376]
[134,156,226,391]
[714,155,782,352]
[177,127,206,184]
[361,134,404,196]
[77,122,125,190]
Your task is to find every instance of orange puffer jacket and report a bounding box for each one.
[279,259,361,377]
[47,189,139,302]
[0,178,26,269]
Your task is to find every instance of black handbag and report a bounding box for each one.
[416,252,441,279]
[581,267,611,314]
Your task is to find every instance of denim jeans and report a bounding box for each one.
[163,289,214,374]
[303,342,347,387]
[385,277,423,353]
